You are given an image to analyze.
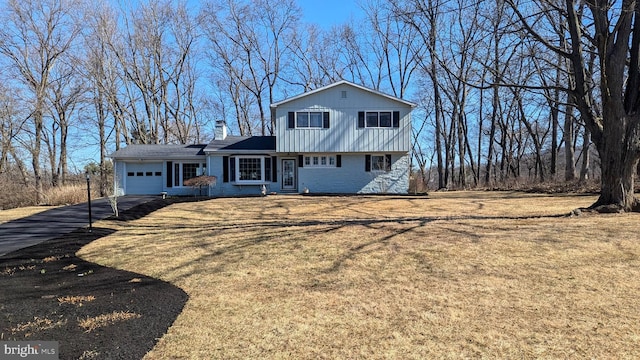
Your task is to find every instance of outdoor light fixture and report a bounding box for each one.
[85,171,93,232]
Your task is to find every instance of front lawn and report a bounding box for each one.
[79,192,640,359]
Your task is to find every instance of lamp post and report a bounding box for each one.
[85,171,92,232]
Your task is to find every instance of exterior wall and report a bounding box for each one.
[298,153,409,194]
[275,83,412,153]
[115,159,207,196]
[206,155,280,197]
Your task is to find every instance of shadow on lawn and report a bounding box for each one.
[0,198,193,360]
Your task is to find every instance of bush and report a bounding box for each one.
[43,183,100,206]
[0,169,102,210]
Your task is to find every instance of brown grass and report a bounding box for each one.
[78,311,141,333]
[43,183,99,206]
[78,191,640,359]
[58,295,96,306]
[10,316,67,338]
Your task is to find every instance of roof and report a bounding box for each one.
[204,136,276,153]
[110,144,207,160]
[270,80,417,108]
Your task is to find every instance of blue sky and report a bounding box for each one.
[298,0,361,28]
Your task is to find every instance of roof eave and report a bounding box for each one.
[270,80,417,108]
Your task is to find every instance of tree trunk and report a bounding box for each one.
[590,113,640,211]
[594,150,640,211]
[579,127,590,182]
[564,102,576,181]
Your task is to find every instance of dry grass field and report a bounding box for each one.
[78,191,640,359]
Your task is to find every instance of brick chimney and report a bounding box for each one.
[214,120,227,140]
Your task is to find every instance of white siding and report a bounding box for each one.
[275,83,412,153]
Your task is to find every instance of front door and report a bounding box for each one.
[281,159,297,191]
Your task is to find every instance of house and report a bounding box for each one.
[111,80,416,196]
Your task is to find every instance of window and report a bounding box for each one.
[146,172,153,176]
[288,111,330,129]
[239,158,262,181]
[366,154,392,172]
[304,155,337,168]
[366,111,392,127]
[168,162,206,187]
[183,163,199,182]
[296,111,323,128]
[224,156,276,184]
[127,172,134,177]
[358,111,400,128]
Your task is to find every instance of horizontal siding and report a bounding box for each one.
[275,83,411,153]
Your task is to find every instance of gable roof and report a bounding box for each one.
[270,80,417,108]
[110,144,207,160]
[204,136,276,153]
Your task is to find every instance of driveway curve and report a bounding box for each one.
[0,196,157,257]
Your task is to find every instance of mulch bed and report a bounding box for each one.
[0,199,192,360]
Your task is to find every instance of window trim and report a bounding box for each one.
[366,154,392,172]
[358,111,400,128]
[225,155,275,184]
[303,154,337,168]
[169,161,206,188]
[288,111,330,129]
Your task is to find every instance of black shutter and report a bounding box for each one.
[265,157,271,182]
[272,156,278,182]
[365,155,371,172]
[166,161,173,188]
[222,156,228,182]
[336,155,341,168]
[323,112,330,128]
[288,112,295,129]
[358,111,365,128]
[393,111,400,128]
[230,157,235,182]
[298,154,304,167]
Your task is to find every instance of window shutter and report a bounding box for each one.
[288,112,295,129]
[265,157,271,182]
[365,155,371,172]
[166,161,173,188]
[358,111,365,128]
[229,157,236,182]
[222,157,228,182]
[336,155,341,168]
[385,154,392,171]
[323,112,330,128]
[298,154,304,168]
[272,156,278,182]
[393,111,400,128]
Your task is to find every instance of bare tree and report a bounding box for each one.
[201,0,300,135]
[0,0,81,203]
[507,0,640,211]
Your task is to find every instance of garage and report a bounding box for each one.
[124,162,164,195]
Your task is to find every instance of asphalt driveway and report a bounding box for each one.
[0,196,157,257]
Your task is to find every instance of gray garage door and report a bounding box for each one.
[125,162,163,195]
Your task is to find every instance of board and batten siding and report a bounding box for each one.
[275,83,412,153]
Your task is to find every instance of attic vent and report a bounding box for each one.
[341,90,347,99]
